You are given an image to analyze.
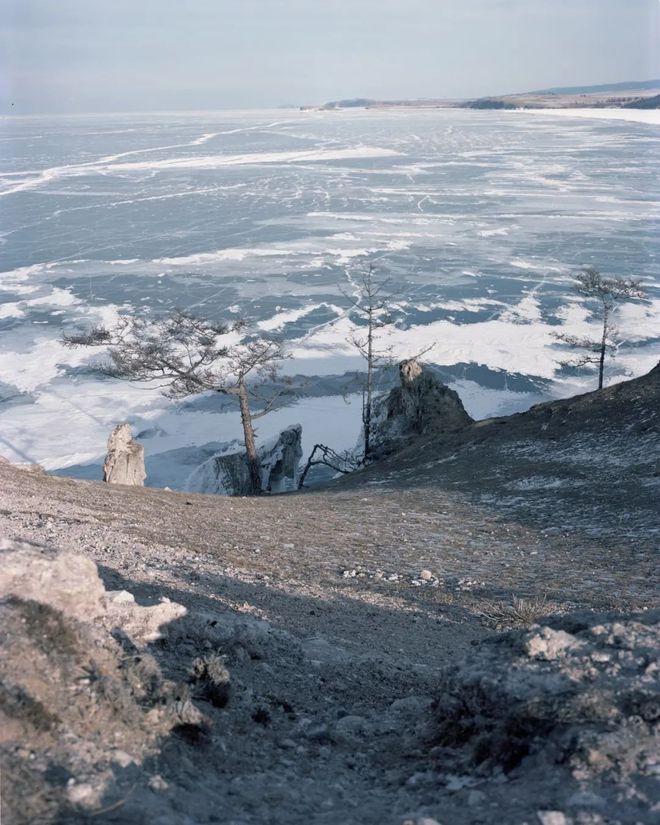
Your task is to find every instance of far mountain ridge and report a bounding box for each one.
[313,79,660,111]
[532,78,660,95]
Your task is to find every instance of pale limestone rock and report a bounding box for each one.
[0,540,106,622]
[525,627,583,661]
[0,539,185,646]
[537,812,568,825]
[103,423,146,486]
[0,538,191,825]
[102,590,186,645]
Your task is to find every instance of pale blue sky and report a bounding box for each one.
[1,0,659,113]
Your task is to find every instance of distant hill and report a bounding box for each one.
[622,94,660,110]
[465,79,660,111]
[313,79,660,112]
[308,97,457,111]
[533,79,660,96]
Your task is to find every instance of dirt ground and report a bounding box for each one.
[0,367,658,824]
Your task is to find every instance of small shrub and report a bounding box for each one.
[190,655,231,708]
[476,595,563,629]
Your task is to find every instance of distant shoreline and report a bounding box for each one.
[297,104,660,126]
[309,82,660,115]
[3,104,660,125]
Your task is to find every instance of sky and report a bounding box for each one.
[1,0,659,114]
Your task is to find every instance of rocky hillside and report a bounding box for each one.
[342,362,660,546]
[0,365,658,824]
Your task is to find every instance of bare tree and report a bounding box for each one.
[297,444,359,489]
[63,311,289,495]
[296,265,436,483]
[343,264,394,462]
[554,268,647,389]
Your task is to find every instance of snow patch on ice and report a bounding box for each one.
[257,303,343,332]
[0,147,401,197]
[520,108,660,126]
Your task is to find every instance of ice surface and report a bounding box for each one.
[0,108,658,478]
[522,108,660,126]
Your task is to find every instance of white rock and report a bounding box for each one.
[103,423,146,486]
[112,750,135,768]
[148,774,169,792]
[106,589,136,605]
[537,812,568,825]
[66,783,97,806]
[526,628,582,661]
[0,540,185,647]
[0,545,106,622]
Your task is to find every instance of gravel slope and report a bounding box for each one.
[0,366,658,824]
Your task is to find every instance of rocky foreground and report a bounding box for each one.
[0,366,658,825]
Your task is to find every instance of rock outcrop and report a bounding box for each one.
[0,539,195,825]
[185,425,302,496]
[102,423,146,486]
[0,538,186,649]
[370,359,472,459]
[434,610,660,822]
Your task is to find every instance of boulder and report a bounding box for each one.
[370,359,472,459]
[433,610,660,809]
[0,538,186,646]
[102,423,146,486]
[184,425,302,496]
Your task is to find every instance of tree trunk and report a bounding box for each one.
[598,305,610,390]
[237,379,262,495]
[363,287,374,463]
[598,344,606,390]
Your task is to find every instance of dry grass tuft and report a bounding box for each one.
[476,595,564,629]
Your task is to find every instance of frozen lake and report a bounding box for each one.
[1,108,659,482]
